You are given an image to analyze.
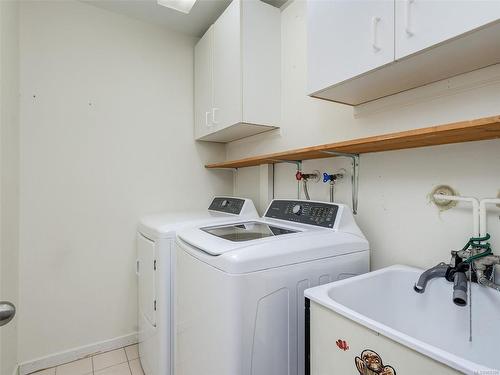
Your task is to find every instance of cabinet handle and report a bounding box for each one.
[212,108,219,125]
[405,0,415,37]
[205,111,210,127]
[371,16,381,52]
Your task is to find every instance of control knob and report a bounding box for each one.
[221,199,229,207]
[292,204,302,215]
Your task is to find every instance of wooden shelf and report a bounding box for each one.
[206,115,500,169]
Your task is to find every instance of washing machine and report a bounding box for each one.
[175,199,370,375]
[136,197,258,375]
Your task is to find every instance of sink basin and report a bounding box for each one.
[305,265,500,374]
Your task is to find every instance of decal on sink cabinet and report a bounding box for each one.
[310,302,461,375]
[335,339,349,351]
[355,349,396,375]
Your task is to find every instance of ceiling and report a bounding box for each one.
[82,0,288,38]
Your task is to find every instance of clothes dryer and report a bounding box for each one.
[137,197,258,375]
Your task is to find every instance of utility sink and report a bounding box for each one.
[305,265,500,375]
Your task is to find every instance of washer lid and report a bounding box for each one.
[177,218,308,256]
[176,224,369,273]
[202,221,298,242]
[176,201,369,273]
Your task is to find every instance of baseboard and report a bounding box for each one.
[18,332,138,375]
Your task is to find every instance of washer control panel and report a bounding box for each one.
[265,200,339,228]
[209,197,245,215]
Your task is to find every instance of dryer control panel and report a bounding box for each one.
[209,197,245,215]
[264,200,339,228]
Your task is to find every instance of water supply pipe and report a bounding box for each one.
[477,197,500,290]
[296,170,320,201]
[479,198,500,237]
[323,171,345,203]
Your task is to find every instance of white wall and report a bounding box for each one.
[0,1,20,374]
[18,0,232,363]
[230,0,500,270]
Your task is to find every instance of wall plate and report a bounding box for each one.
[430,185,458,210]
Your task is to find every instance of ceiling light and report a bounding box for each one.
[157,0,197,14]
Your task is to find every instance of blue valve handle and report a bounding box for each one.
[323,173,333,183]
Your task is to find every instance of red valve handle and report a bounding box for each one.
[295,171,303,181]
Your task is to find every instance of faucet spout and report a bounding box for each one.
[414,263,449,293]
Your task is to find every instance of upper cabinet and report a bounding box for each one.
[195,0,280,143]
[395,0,500,59]
[307,0,500,106]
[308,0,394,96]
[194,26,214,140]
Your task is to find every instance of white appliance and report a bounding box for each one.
[136,197,258,375]
[175,199,370,375]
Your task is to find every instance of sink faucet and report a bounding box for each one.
[414,256,470,306]
[417,195,500,307]
[414,234,499,306]
[414,262,449,293]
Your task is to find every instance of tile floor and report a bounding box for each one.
[30,344,144,375]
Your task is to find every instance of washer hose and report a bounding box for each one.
[303,180,310,200]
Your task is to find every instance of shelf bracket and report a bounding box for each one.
[268,159,302,199]
[320,151,360,214]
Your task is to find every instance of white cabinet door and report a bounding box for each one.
[308,0,395,95]
[194,26,213,139]
[212,0,242,131]
[395,0,500,59]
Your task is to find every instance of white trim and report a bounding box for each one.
[18,332,138,375]
[11,365,19,375]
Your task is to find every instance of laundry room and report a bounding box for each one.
[0,0,499,375]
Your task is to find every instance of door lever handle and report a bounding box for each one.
[0,301,15,327]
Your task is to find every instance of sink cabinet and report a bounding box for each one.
[304,265,500,374]
[309,302,460,375]
[194,0,280,142]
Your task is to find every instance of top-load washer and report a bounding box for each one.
[136,197,258,375]
[175,199,370,375]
